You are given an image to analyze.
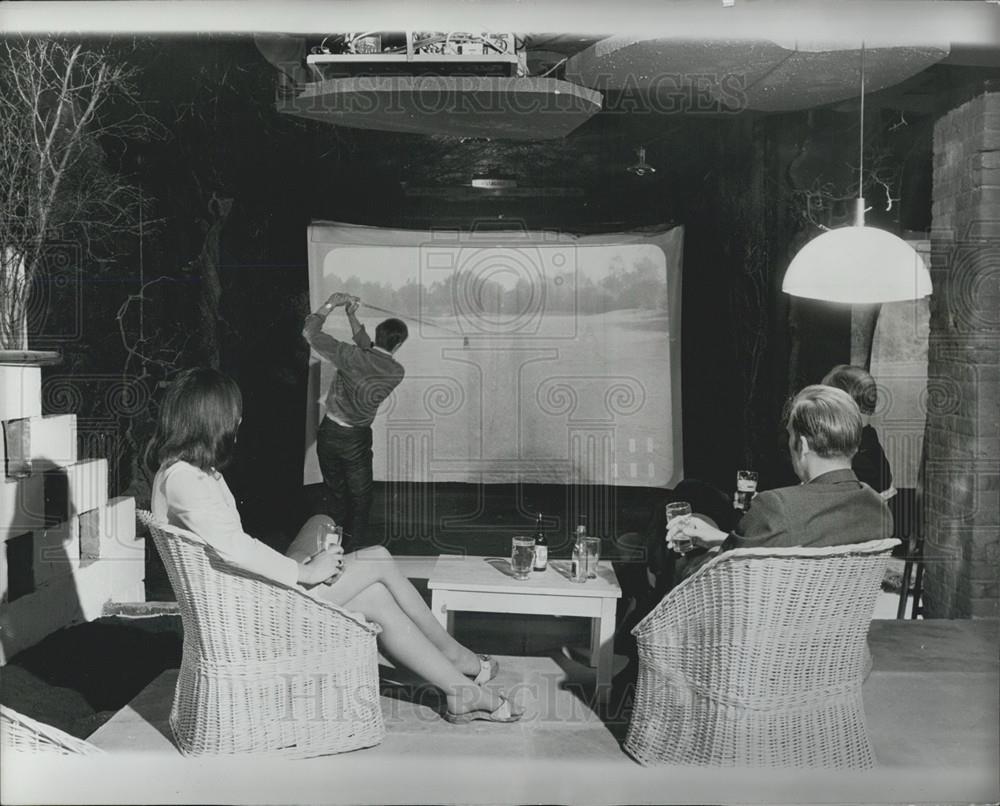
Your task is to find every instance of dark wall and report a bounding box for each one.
[53,36,946,536]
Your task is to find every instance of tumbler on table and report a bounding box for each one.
[583,536,601,579]
[571,536,601,582]
[511,536,535,580]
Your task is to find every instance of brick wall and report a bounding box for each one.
[924,92,1000,619]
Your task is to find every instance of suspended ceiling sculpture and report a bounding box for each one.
[563,37,950,112]
[282,76,603,140]
[257,33,951,138]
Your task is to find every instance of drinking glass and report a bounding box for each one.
[510,536,535,580]
[665,501,693,555]
[735,470,759,511]
[318,523,344,586]
[321,523,343,551]
[571,536,603,582]
[582,536,601,579]
[571,539,588,582]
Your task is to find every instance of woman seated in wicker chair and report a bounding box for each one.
[148,367,521,724]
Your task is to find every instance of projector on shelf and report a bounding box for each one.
[305,31,524,78]
[284,30,600,139]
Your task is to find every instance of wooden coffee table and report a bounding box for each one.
[427,555,622,699]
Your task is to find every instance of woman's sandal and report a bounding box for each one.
[471,654,499,686]
[444,695,521,724]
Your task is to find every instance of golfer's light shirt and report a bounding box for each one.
[303,313,405,427]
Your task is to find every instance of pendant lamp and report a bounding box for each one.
[782,45,933,304]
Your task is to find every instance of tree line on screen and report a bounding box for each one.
[332,255,668,318]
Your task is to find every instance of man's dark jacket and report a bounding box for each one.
[720,467,893,552]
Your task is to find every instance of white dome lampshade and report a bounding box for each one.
[782,225,932,304]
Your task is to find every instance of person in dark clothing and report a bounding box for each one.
[303,292,408,547]
[821,364,894,496]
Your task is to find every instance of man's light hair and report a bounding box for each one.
[786,384,863,459]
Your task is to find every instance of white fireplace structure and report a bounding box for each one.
[0,359,145,664]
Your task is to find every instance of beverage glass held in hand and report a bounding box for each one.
[665,502,693,555]
[322,523,343,551]
[511,536,535,580]
[318,523,344,585]
[734,470,759,512]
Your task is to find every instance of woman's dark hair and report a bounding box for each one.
[821,364,878,415]
[146,368,242,474]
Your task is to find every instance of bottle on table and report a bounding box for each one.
[533,512,548,571]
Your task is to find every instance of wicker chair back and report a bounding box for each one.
[625,538,899,767]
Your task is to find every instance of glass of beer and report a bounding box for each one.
[735,470,759,512]
[665,501,693,555]
[511,536,535,580]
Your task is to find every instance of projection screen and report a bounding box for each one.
[305,222,683,488]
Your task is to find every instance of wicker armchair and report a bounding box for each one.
[1,705,105,756]
[624,538,899,768]
[139,512,385,758]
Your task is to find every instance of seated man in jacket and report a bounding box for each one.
[668,384,894,566]
[610,384,893,698]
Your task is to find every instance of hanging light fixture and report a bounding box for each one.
[627,146,656,177]
[782,45,932,304]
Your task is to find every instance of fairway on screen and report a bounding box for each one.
[305,223,684,489]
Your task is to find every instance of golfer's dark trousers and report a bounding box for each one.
[316,417,374,548]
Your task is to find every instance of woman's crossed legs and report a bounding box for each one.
[287,516,510,717]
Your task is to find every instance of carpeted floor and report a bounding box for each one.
[0,615,184,738]
[7,620,994,806]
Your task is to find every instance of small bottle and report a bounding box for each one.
[533,512,548,571]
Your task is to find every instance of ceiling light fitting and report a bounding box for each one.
[627,147,656,177]
[782,44,932,304]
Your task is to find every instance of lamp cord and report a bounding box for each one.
[857,42,866,225]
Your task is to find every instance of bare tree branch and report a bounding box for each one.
[0,37,162,348]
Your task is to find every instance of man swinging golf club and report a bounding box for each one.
[303,291,408,547]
